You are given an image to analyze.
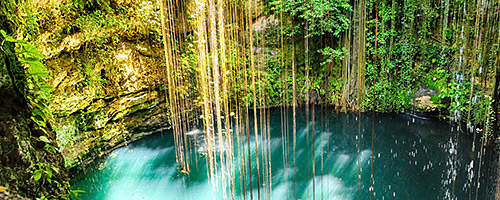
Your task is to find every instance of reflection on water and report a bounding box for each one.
[71,107,494,199]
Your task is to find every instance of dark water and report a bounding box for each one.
[71,107,495,199]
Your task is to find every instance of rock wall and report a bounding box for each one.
[33,0,179,168]
[47,42,170,168]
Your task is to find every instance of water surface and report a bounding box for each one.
[72,107,494,199]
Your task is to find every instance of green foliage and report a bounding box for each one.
[74,9,130,44]
[179,41,199,98]
[0,0,39,40]
[55,125,79,153]
[70,190,86,200]
[318,46,344,67]
[137,0,162,38]
[83,63,107,92]
[73,0,111,13]
[36,186,80,200]
[31,162,59,188]
[263,57,283,105]
[271,0,351,37]
[437,81,470,114]
[364,81,413,113]
[422,68,449,91]
[1,30,55,131]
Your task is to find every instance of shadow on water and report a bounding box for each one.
[71,107,494,199]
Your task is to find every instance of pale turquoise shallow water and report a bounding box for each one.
[71,107,495,199]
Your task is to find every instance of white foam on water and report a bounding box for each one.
[330,153,350,175]
[186,129,202,136]
[105,164,179,200]
[299,121,313,138]
[271,181,292,199]
[302,175,354,200]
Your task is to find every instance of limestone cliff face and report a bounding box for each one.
[0,0,180,194]
[33,0,184,167]
[46,41,170,167]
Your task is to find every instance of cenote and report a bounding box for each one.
[3,0,500,198]
[71,107,496,199]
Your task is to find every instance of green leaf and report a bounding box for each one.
[32,113,45,123]
[31,116,46,127]
[20,42,43,59]
[0,30,6,37]
[52,166,59,173]
[40,127,48,134]
[39,136,50,143]
[0,30,15,42]
[37,82,56,93]
[25,58,50,78]
[4,36,15,42]
[35,100,50,113]
[33,108,45,119]
[44,144,56,154]
[72,189,86,197]
[34,172,42,182]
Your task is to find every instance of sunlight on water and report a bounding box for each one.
[72,108,493,200]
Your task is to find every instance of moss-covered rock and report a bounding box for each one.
[31,0,178,170]
[412,84,439,112]
[0,40,70,199]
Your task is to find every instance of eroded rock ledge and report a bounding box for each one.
[32,0,176,169]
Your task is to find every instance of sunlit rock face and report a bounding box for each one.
[45,40,170,166]
[34,0,190,166]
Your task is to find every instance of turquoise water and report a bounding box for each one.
[71,107,494,199]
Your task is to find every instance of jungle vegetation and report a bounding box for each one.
[0,0,499,199]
